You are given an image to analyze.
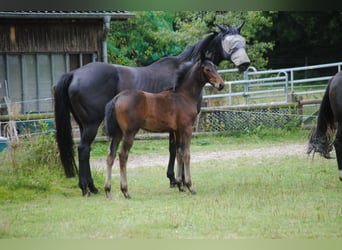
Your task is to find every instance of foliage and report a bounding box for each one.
[108,11,186,66]
[108,11,274,70]
[263,11,342,68]
[0,121,63,198]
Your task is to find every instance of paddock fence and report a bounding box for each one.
[0,61,342,142]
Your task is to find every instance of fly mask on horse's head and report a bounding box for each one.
[218,23,250,72]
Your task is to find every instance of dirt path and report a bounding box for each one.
[91,142,308,170]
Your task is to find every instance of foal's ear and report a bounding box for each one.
[200,50,206,62]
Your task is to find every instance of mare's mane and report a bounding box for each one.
[177,32,219,62]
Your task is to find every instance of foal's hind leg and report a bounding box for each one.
[119,134,135,199]
[334,125,342,181]
[104,133,122,199]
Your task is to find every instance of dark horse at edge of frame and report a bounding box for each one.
[104,55,225,199]
[54,23,251,196]
[307,71,342,181]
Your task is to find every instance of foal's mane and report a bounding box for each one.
[171,61,196,91]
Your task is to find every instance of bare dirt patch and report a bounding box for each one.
[91,142,307,170]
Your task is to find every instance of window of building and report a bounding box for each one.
[0,52,97,114]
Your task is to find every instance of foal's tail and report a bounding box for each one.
[105,97,120,137]
[307,78,336,159]
[54,72,78,177]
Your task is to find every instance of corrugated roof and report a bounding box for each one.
[0,11,135,19]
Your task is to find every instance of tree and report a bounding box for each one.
[108,11,274,70]
[263,11,342,68]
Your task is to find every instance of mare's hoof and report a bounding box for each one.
[82,191,91,197]
[170,183,177,188]
[89,184,99,194]
[191,190,197,195]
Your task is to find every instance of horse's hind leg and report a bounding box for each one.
[78,124,100,196]
[104,132,122,199]
[119,134,135,199]
[167,132,177,187]
[334,124,342,181]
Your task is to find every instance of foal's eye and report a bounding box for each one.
[205,68,211,73]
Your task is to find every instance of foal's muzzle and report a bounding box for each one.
[214,82,225,91]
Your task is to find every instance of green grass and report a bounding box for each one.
[1,128,341,239]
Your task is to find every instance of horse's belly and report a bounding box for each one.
[142,118,175,133]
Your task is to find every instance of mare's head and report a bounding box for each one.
[204,23,251,72]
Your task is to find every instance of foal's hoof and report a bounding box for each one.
[191,190,197,195]
[105,192,112,199]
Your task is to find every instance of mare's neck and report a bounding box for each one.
[176,36,224,65]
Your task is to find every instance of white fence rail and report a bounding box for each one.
[203,61,342,107]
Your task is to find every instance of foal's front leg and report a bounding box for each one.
[181,144,196,195]
[175,134,196,195]
[176,148,186,192]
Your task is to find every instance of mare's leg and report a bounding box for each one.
[104,132,122,199]
[167,132,177,187]
[119,134,135,199]
[333,124,342,181]
[78,124,100,196]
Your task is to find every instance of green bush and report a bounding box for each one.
[0,120,63,198]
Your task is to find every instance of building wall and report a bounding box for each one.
[0,18,105,114]
[0,19,104,55]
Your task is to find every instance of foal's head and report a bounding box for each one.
[199,59,225,91]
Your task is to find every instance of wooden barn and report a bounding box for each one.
[0,11,134,115]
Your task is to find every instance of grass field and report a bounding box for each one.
[0,129,342,239]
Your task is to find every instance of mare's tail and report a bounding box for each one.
[54,72,78,177]
[307,78,335,158]
[105,97,121,137]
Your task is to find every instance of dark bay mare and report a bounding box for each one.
[104,56,224,198]
[54,23,251,196]
[308,71,342,181]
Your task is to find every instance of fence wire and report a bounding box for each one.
[196,107,303,133]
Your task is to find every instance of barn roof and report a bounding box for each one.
[0,11,135,20]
